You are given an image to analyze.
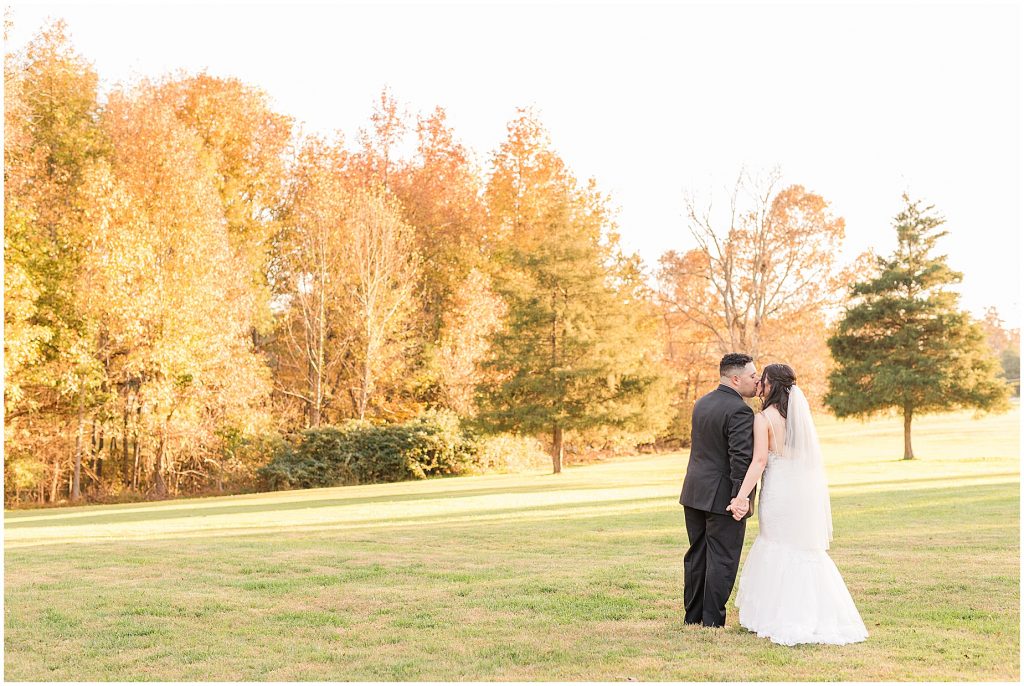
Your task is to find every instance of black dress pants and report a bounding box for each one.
[683,505,747,627]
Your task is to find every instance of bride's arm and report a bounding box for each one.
[736,413,769,501]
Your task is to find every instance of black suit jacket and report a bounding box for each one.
[679,384,756,519]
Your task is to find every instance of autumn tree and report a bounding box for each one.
[271,137,352,427]
[667,169,849,361]
[271,138,420,424]
[156,73,293,336]
[477,111,675,472]
[91,80,273,496]
[342,188,421,421]
[395,107,486,312]
[655,250,721,443]
[3,20,108,501]
[657,169,861,417]
[978,307,1020,396]
[391,106,489,407]
[5,22,283,505]
[351,87,408,190]
[826,195,1010,459]
[436,268,505,416]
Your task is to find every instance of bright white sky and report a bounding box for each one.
[6,0,1022,327]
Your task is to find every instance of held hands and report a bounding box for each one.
[725,496,749,521]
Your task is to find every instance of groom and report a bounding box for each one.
[679,353,758,627]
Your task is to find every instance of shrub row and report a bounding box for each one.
[258,410,547,490]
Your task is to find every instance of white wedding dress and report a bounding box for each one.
[735,389,868,646]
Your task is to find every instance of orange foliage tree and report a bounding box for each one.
[659,169,857,413]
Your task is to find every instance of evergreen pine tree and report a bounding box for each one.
[826,194,1010,459]
[477,112,674,472]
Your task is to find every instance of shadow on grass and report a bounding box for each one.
[829,471,1019,491]
[4,494,672,547]
[7,458,1017,532]
[6,480,1017,552]
[3,480,665,529]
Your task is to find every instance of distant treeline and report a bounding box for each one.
[4,20,1016,506]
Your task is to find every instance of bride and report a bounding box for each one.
[726,363,868,646]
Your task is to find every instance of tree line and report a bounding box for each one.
[4,21,1015,505]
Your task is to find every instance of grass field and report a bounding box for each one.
[4,408,1020,681]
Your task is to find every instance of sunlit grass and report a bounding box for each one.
[4,407,1019,680]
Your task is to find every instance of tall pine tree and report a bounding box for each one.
[477,111,674,473]
[826,194,1009,459]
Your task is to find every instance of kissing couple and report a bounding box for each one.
[679,353,869,646]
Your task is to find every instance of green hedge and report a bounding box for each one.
[259,410,480,490]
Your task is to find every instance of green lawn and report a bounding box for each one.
[4,408,1019,681]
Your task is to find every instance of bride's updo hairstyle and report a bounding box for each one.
[759,363,797,418]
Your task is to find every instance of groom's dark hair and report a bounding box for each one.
[719,353,753,377]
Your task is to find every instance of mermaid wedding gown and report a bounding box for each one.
[734,401,869,646]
